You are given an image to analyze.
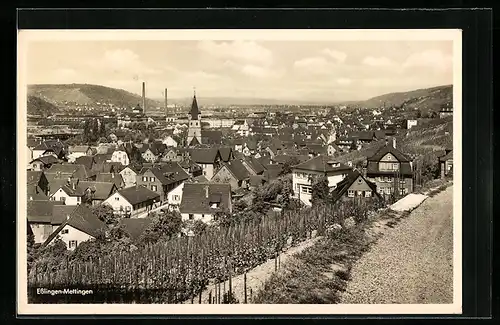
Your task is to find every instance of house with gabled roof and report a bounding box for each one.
[27,171,49,199]
[292,155,353,206]
[49,178,85,206]
[179,183,232,223]
[75,155,96,172]
[218,146,235,163]
[42,204,106,250]
[103,185,161,218]
[29,155,61,172]
[365,139,414,196]
[32,140,66,161]
[330,170,383,204]
[439,148,453,179]
[95,172,124,189]
[78,181,118,206]
[136,162,190,202]
[111,145,130,166]
[211,159,252,191]
[188,148,222,180]
[27,200,63,244]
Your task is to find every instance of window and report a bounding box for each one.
[301,186,312,194]
[68,240,78,249]
[150,177,155,182]
[115,197,119,201]
[189,214,194,220]
[60,197,66,203]
[151,185,157,191]
[142,176,148,182]
[348,190,355,197]
[384,188,391,195]
[378,187,384,194]
[173,195,180,201]
[385,177,393,183]
[202,214,205,219]
[77,197,81,202]
[61,229,69,234]
[126,206,131,211]
[365,191,372,197]
[358,178,363,184]
[402,188,408,195]
[357,190,363,196]
[392,163,399,170]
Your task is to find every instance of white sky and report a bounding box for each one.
[26,40,453,102]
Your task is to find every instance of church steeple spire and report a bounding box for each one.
[189,87,200,120]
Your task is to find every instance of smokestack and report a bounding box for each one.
[165,88,168,116]
[142,82,146,113]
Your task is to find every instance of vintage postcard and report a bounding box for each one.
[17,29,462,315]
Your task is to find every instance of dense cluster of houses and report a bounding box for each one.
[26,93,453,251]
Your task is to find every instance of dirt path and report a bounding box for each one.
[340,186,454,304]
[182,235,322,304]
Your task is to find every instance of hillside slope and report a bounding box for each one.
[335,116,453,166]
[353,85,452,113]
[28,84,162,110]
[27,95,60,116]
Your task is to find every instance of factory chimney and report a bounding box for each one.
[142,82,146,113]
[164,88,168,118]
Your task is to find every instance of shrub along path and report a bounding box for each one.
[340,185,453,304]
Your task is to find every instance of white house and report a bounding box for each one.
[179,183,232,223]
[111,147,130,166]
[291,155,352,206]
[119,166,138,188]
[42,204,106,250]
[166,182,184,210]
[103,185,160,218]
[162,135,178,148]
[49,182,84,206]
[407,119,418,129]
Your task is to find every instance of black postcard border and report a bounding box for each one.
[5,7,494,322]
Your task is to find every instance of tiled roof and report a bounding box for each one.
[263,164,283,181]
[218,146,233,162]
[30,155,61,165]
[51,205,79,225]
[119,217,154,241]
[244,157,266,175]
[43,205,106,247]
[180,183,231,214]
[75,156,96,171]
[117,185,160,206]
[330,170,381,203]
[95,173,124,188]
[201,130,223,145]
[249,175,267,187]
[140,163,190,185]
[367,144,411,163]
[292,155,352,174]
[223,159,251,181]
[27,200,62,223]
[188,148,221,164]
[78,181,117,200]
[27,171,44,185]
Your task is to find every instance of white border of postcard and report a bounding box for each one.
[17,29,462,315]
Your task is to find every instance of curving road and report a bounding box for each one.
[341,186,454,304]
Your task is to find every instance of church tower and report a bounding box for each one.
[186,89,202,146]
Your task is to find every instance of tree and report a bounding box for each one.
[280,156,300,176]
[311,175,330,205]
[137,210,182,245]
[91,203,117,225]
[99,119,106,136]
